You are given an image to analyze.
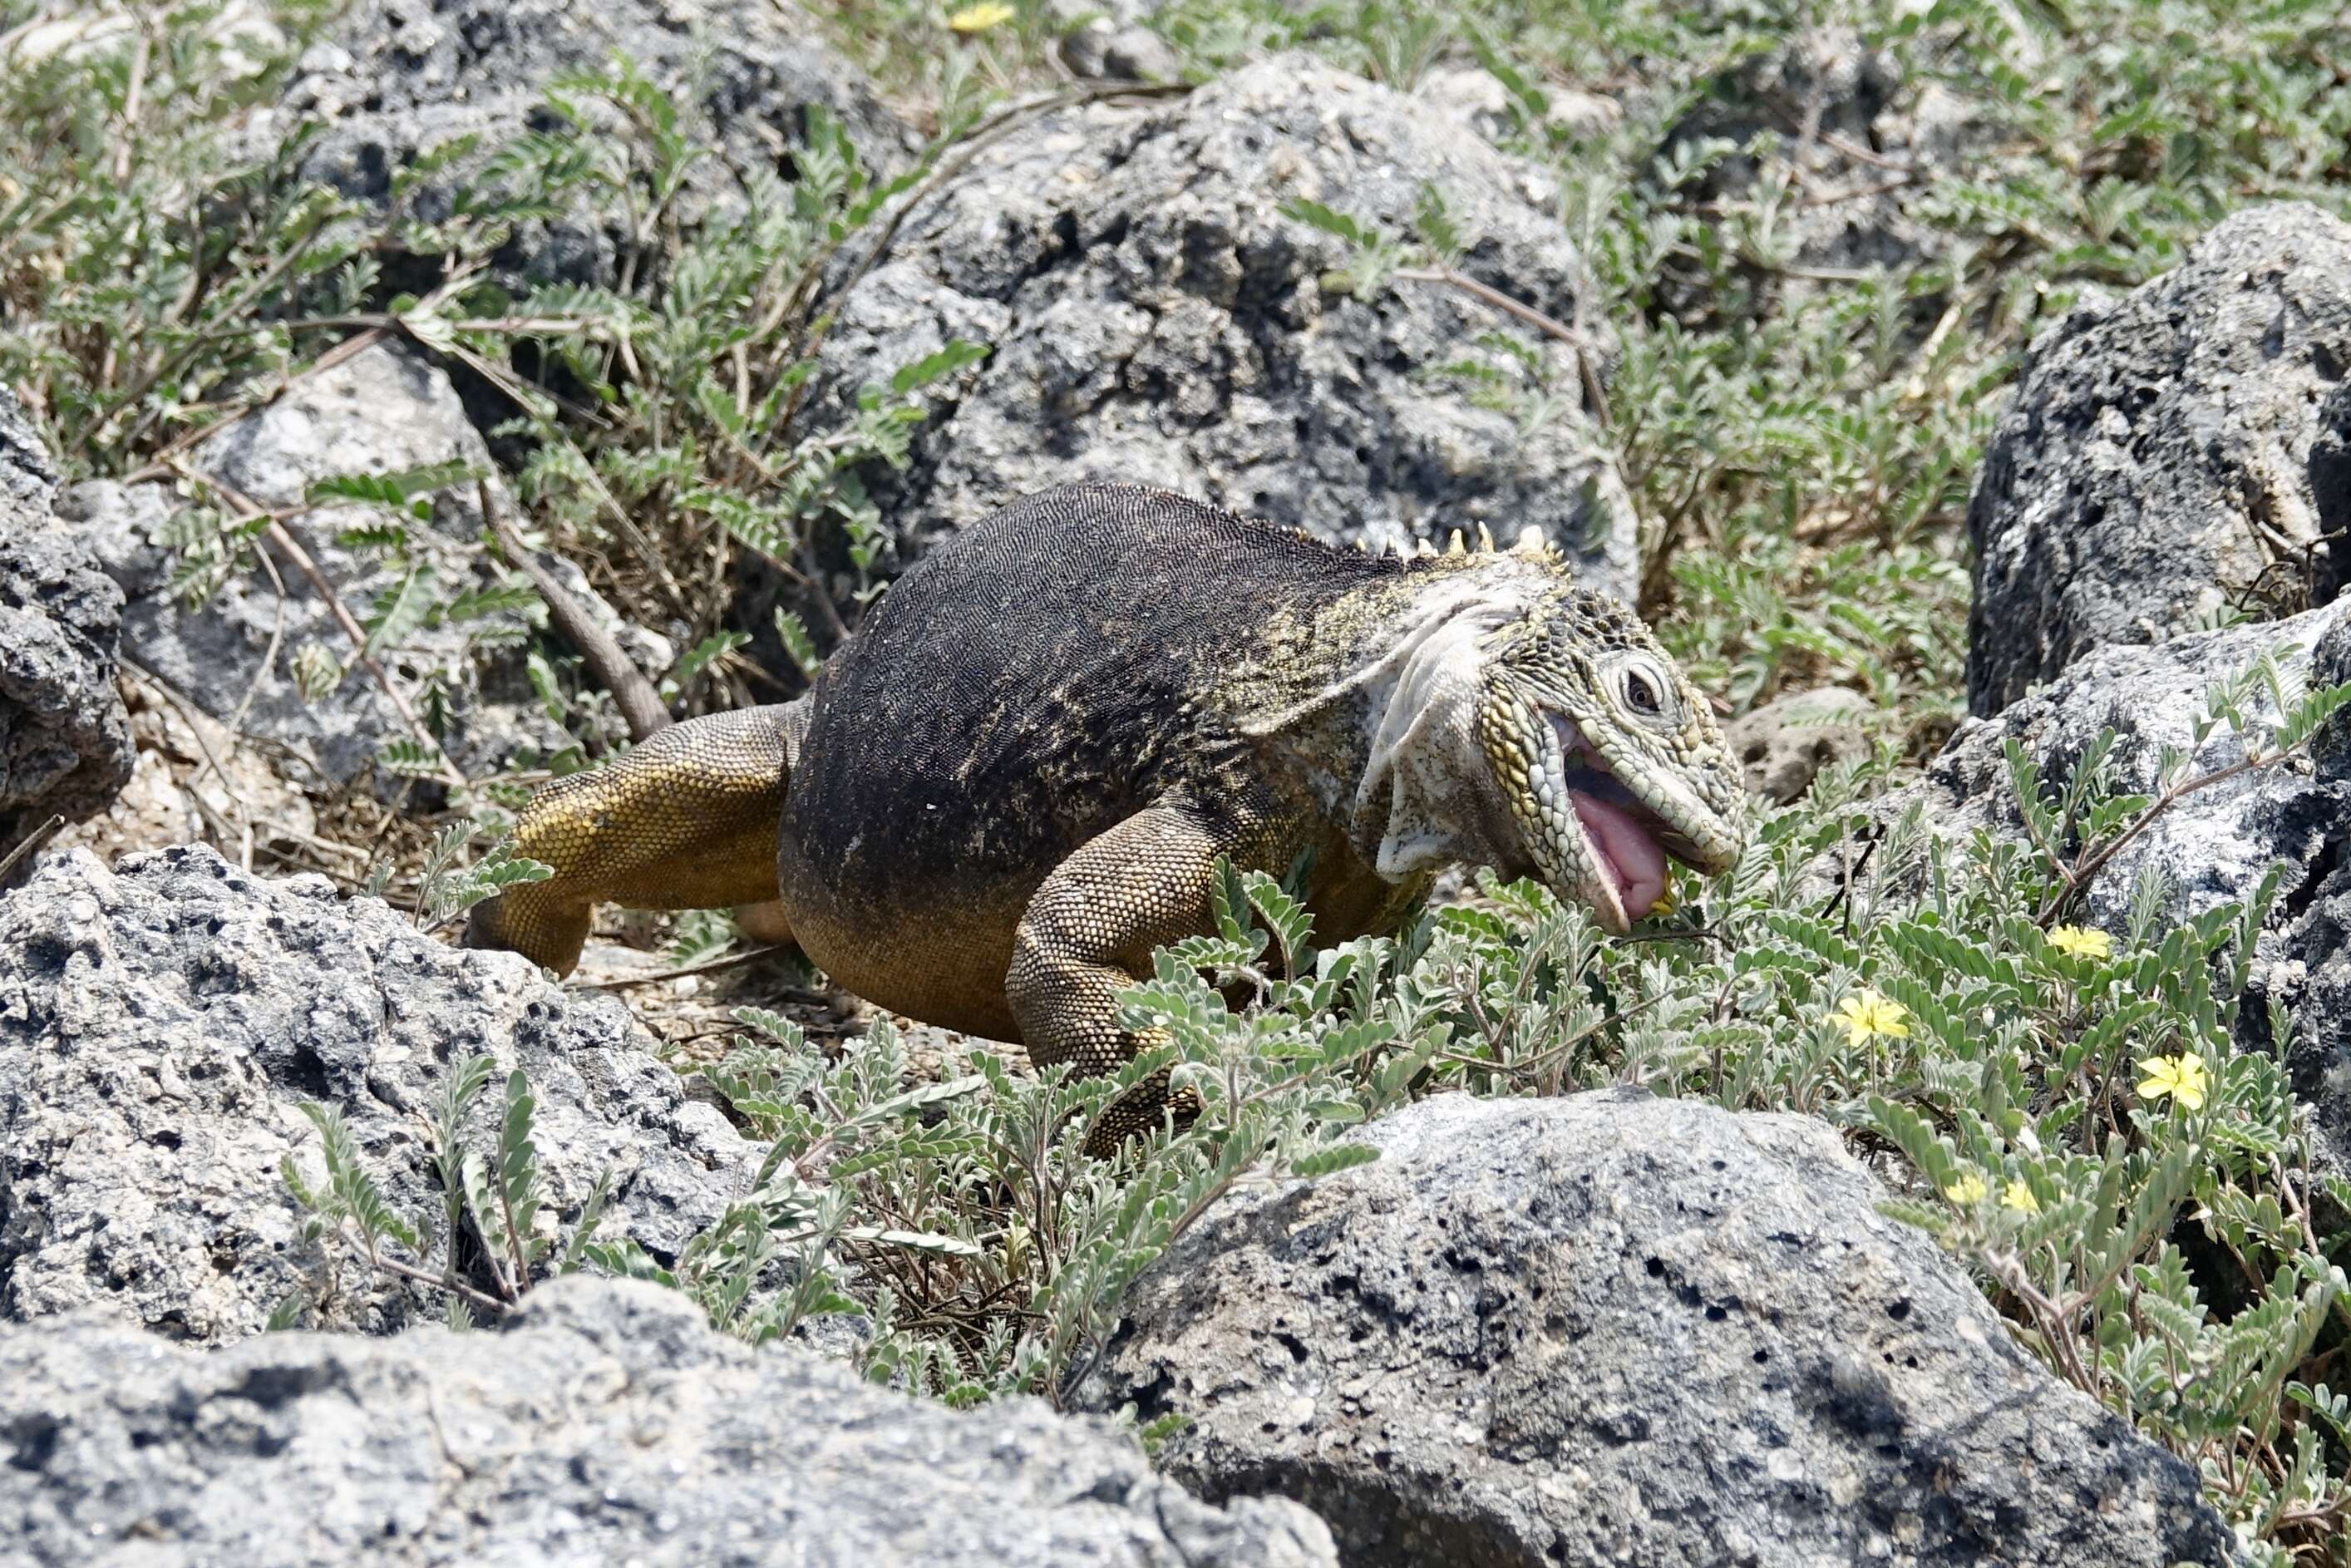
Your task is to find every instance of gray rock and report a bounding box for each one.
[1060,22,1184,83]
[1079,1091,2232,1568]
[1412,64,1521,144]
[1967,204,2351,715]
[0,376,55,513]
[0,1275,1339,1568]
[814,56,1635,599]
[249,0,913,287]
[2280,610,2351,1145]
[0,843,757,1344]
[1049,0,1184,82]
[0,386,136,846]
[1891,602,2346,934]
[1540,85,1623,141]
[1860,598,2351,1165]
[1409,61,1619,146]
[1723,686,1871,803]
[1663,27,1984,296]
[1040,0,1158,26]
[58,343,663,790]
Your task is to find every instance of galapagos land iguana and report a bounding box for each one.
[468,483,1747,1145]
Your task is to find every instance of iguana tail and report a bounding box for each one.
[466,703,805,976]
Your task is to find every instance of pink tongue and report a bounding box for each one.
[1570,791,1669,918]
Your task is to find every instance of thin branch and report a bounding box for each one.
[165,459,471,792]
[1816,126,1917,175]
[0,814,66,885]
[478,480,671,741]
[2035,751,2274,926]
[1797,172,1919,210]
[1816,822,1882,926]
[1775,261,1881,284]
[110,19,149,185]
[1392,264,1612,429]
[491,1162,532,1301]
[352,1227,514,1317]
[569,944,805,990]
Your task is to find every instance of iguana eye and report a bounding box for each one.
[1619,656,1674,722]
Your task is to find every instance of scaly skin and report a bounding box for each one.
[469,484,1747,1150]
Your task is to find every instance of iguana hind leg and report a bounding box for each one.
[466,703,802,976]
[1006,797,1273,1156]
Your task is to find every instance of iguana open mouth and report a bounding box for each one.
[1563,767,1669,919]
[1546,713,1708,931]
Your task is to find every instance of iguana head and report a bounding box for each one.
[1470,583,1745,932]
[1240,530,1747,930]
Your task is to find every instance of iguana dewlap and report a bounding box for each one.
[468,484,1747,1141]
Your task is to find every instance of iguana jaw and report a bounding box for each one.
[1545,711,1729,932]
[1481,698,1743,935]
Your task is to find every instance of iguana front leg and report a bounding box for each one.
[1006,797,1273,1156]
[466,704,801,975]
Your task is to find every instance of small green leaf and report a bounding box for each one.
[887,338,988,395]
[773,609,823,680]
[1279,198,1369,245]
[1291,1144,1379,1179]
[290,641,344,702]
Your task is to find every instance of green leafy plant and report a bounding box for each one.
[282,1055,609,1327]
[402,819,554,929]
[2,13,990,825]
[660,864,1414,1407]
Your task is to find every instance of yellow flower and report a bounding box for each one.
[1831,989,1910,1044]
[2048,925,2113,961]
[1944,1173,1988,1206]
[948,2,1015,31]
[2001,1181,2040,1215]
[2136,1053,2210,1112]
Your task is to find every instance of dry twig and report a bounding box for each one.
[163,458,471,792]
[478,480,672,741]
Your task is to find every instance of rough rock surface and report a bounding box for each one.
[0,844,755,1344]
[0,385,136,846]
[0,377,52,515]
[1723,685,1871,803]
[44,678,320,871]
[254,0,912,286]
[1409,63,1523,144]
[1968,203,2351,714]
[59,344,663,790]
[815,56,1635,596]
[1081,1090,2232,1568]
[0,1275,1338,1568]
[1861,597,2351,1166]
[1048,0,1183,82]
